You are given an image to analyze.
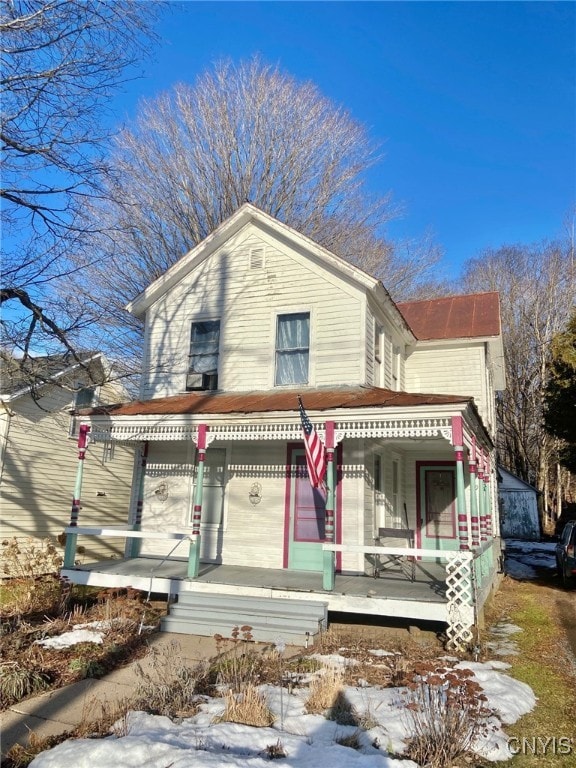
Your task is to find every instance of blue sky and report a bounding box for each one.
[112,1,574,278]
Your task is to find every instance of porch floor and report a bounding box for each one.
[69,557,448,604]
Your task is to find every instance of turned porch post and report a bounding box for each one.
[129,441,149,558]
[323,421,336,591]
[63,424,91,568]
[188,424,208,578]
[452,416,469,550]
[469,439,480,548]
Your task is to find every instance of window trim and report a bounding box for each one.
[186,318,221,392]
[273,310,311,387]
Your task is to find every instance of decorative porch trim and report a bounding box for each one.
[87,416,454,444]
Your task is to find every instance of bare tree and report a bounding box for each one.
[67,57,444,368]
[1,0,160,363]
[459,238,576,523]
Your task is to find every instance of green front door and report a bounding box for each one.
[417,464,458,557]
[286,451,326,571]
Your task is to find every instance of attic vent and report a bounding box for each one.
[249,247,265,270]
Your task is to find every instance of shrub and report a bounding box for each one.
[133,640,209,718]
[305,667,345,714]
[213,626,263,693]
[402,662,496,768]
[219,683,274,727]
[0,662,50,708]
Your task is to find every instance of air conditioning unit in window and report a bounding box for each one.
[186,372,218,391]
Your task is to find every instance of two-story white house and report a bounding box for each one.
[63,204,505,649]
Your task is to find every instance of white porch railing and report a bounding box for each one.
[323,540,500,650]
[64,527,498,651]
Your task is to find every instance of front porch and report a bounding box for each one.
[63,555,449,623]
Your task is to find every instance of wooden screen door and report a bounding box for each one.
[285,449,327,571]
[418,464,458,555]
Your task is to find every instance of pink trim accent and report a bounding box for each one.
[455,449,464,462]
[78,424,90,450]
[197,423,207,450]
[325,421,335,450]
[283,442,343,571]
[417,462,458,550]
[451,415,463,447]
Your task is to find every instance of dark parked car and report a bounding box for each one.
[556,520,576,587]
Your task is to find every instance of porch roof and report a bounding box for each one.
[83,385,471,418]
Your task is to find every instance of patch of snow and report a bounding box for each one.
[29,659,538,768]
[309,653,360,668]
[35,628,104,649]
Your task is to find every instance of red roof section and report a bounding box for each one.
[396,292,501,341]
[85,386,471,417]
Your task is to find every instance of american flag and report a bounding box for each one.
[298,396,326,488]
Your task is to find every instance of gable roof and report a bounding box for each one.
[84,385,472,418]
[0,351,104,401]
[396,292,501,340]
[125,204,411,338]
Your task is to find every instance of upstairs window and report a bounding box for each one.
[74,386,96,409]
[275,312,309,386]
[69,386,96,437]
[186,320,220,391]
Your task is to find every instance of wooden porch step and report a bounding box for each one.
[160,592,328,646]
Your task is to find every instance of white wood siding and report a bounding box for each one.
[0,386,134,573]
[404,344,490,426]
[141,226,365,398]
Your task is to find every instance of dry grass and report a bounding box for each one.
[305,667,345,713]
[219,683,274,726]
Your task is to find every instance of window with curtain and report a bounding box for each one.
[187,320,220,391]
[275,312,310,386]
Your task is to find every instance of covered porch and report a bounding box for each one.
[65,390,501,649]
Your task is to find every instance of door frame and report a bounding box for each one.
[282,442,342,570]
[415,460,458,551]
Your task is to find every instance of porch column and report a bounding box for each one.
[64,425,90,568]
[452,416,469,550]
[484,457,494,538]
[129,441,149,558]
[323,421,336,591]
[469,441,480,548]
[188,424,208,579]
[477,453,487,541]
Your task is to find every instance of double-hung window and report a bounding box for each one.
[275,312,310,386]
[187,320,220,391]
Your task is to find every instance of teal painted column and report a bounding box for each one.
[129,441,149,558]
[323,421,336,591]
[478,456,487,542]
[452,416,469,551]
[188,424,207,579]
[64,425,90,568]
[469,457,479,548]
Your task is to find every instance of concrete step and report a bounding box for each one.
[160,615,318,646]
[167,606,323,632]
[176,592,327,616]
[161,591,328,647]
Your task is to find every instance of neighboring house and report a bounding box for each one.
[0,352,134,575]
[498,466,540,540]
[63,204,506,649]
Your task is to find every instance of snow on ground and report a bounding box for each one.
[504,539,557,580]
[28,653,536,768]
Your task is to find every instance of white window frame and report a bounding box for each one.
[273,309,312,387]
[186,317,221,392]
